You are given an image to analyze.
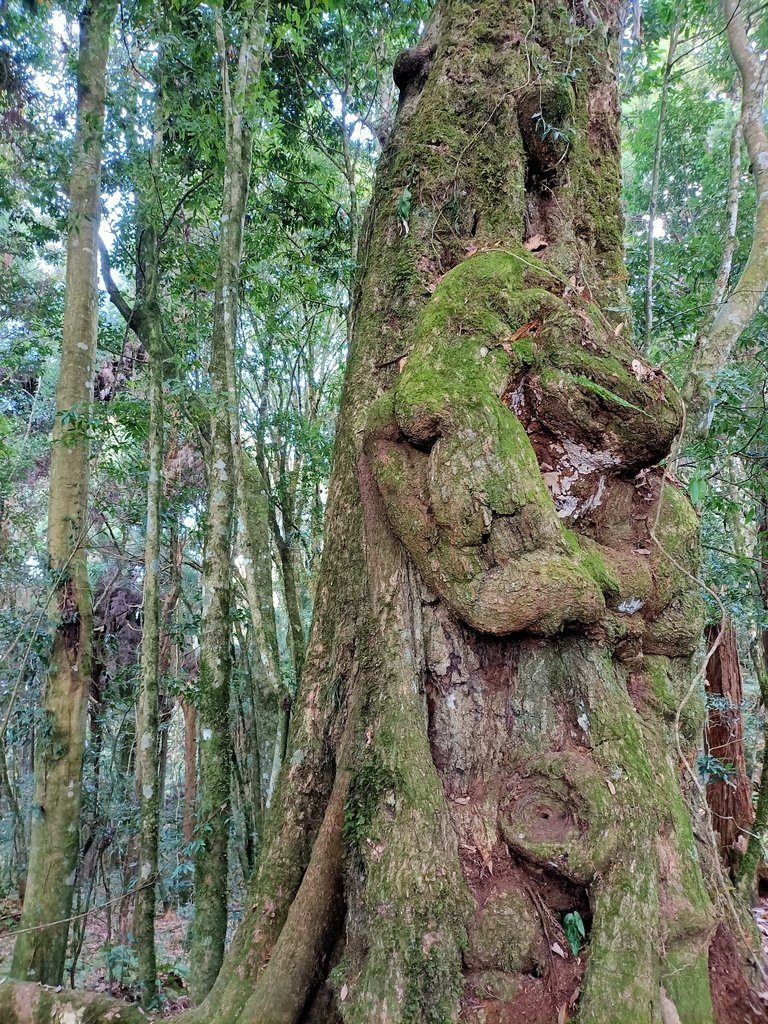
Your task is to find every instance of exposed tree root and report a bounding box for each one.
[0,983,145,1024]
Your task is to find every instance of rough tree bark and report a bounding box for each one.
[188,2,763,1023]
[703,619,754,873]
[10,0,117,986]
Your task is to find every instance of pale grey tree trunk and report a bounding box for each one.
[10,0,117,985]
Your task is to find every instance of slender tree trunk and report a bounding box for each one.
[272,512,306,686]
[189,0,268,1001]
[710,119,742,313]
[0,734,26,896]
[10,0,117,985]
[682,0,768,442]
[237,457,285,812]
[180,695,197,905]
[96,47,169,1000]
[134,231,164,1005]
[239,457,281,683]
[739,497,768,895]
[643,13,679,351]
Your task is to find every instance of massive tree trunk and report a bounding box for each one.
[5,3,765,1024]
[190,2,763,1023]
[10,0,117,987]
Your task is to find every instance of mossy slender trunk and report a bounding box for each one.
[180,695,197,905]
[238,454,292,807]
[134,234,164,1005]
[189,176,237,1007]
[189,0,268,1002]
[10,0,117,986]
[133,51,166,1005]
[739,499,768,895]
[273,511,307,685]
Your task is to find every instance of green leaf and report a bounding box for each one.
[563,911,586,956]
[397,187,412,222]
[571,373,646,415]
[688,472,707,506]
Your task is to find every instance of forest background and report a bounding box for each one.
[1,0,768,1016]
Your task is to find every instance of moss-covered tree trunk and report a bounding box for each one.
[740,495,768,896]
[190,2,764,1023]
[10,0,117,986]
[6,3,765,1023]
[132,50,166,1006]
[133,233,164,1006]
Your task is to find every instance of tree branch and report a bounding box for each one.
[158,170,215,242]
[97,235,136,328]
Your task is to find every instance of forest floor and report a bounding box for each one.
[0,897,767,1018]
[0,900,192,1017]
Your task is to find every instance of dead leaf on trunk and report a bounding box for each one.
[524,233,548,252]
[501,318,541,350]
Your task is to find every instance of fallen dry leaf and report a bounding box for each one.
[552,942,567,958]
[504,318,541,345]
[524,233,548,252]
[631,358,655,382]
[340,983,349,1002]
